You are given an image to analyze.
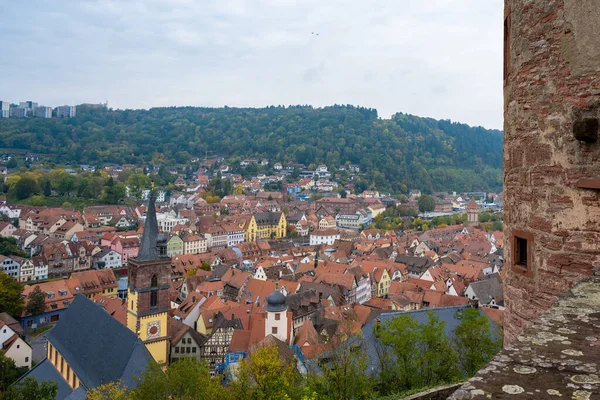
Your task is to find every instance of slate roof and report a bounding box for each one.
[254,212,282,225]
[45,294,153,391]
[395,254,435,275]
[361,306,499,375]
[92,247,117,259]
[18,359,73,400]
[64,386,88,400]
[137,193,159,262]
[467,273,504,305]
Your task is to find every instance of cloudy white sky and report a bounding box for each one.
[0,0,503,129]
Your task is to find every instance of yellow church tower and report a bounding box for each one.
[126,192,171,365]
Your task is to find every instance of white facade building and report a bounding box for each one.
[154,214,188,232]
[309,230,340,246]
[0,256,20,279]
[0,324,32,368]
[93,248,123,269]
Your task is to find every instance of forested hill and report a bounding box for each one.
[0,105,503,193]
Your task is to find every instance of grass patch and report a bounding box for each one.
[30,325,53,338]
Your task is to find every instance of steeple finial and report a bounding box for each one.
[137,191,159,262]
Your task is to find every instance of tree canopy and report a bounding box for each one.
[0,272,24,316]
[2,377,58,400]
[0,105,503,193]
[417,195,436,213]
[25,285,47,317]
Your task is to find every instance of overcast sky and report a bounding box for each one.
[0,0,503,129]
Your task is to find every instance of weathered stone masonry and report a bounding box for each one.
[503,0,600,344]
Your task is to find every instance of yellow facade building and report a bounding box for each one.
[247,212,287,242]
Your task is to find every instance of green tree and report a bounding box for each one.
[0,237,27,258]
[130,359,228,400]
[375,314,421,392]
[0,272,24,315]
[3,377,58,400]
[232,344,301,400]
[102,181,126,204]
[56,173,77,197]
[453,308,502,377]
[38,176,52,197]
[306,337,373,400]
[126,173,151,199]
[25,285,47,317]
[0,351,27,393]
[13,176,38,200]
[376,312,460,393]
[87,176,105,198]
[479,212,492,223]
[417,195,435,213]
[6,158,18,169]
[417,313,460,386]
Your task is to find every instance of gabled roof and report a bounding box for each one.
[254,212,283,225]
[18,359,74,399]
[467,273,504,304]
[46,294,153,390]
[315,273,356,291]
[169,317,207,346]
[0,312,23,336]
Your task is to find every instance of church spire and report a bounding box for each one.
[137,191,159,262]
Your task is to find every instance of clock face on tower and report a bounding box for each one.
[147,321,161,339]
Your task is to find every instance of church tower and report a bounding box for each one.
[265,290,289,343]
[465,199,479,226]
[503,0,600,344]
[126,192,171,365]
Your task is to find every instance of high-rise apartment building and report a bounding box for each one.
[33,106,53,118]
[9,107,28,118]
[0,101,9,118]
[19,101,38,109]
[55,105,77,118]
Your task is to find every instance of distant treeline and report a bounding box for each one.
[0,105,503,193]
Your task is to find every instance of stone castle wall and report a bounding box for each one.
[504,0,600,343]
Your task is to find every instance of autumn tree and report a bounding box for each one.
[231,344,301,400]
[87,380,129,400]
